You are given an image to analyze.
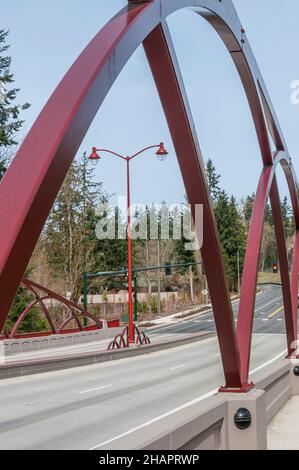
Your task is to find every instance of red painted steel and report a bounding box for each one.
[108,326,129,350]
[237,154,297,383]
[0,0,297,390]
[5,279,103,338]
[270,177,296,357]
[291,232,299,355]
[90,145,165,345]
[143,22,242,388]
[108,325,150,350]
[9,295,54,339]
[0,320,120,341]
[237,166,275,383]
[23,280,57,334]
[126,157,134,343]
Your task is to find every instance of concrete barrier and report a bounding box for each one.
[2,326,121,356]
[255,361,291,423]
[98,360,299,450]
[0,331,215,380]
[105,396,228,451]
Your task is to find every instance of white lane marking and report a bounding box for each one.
[277,319,283,322]
[150,292,272,335]
[90,347,286,450]
[78,384,112,395]
[253,333,285,336]
[262,319,269,322]
[254,296,282,313]
[170,364,187,371]
[249,350,286,375]
[90,388,218,450]
[149,298,242,333]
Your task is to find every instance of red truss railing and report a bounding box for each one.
[0,0,298,391]
[2,279,103,339]
[108,325,150,351]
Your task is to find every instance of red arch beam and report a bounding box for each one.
[0,0,298,390]
[57,311,102,334]
[21,279,103,333]
[8,296,55,339]
[237,154,297,384]
[143,21,241,388]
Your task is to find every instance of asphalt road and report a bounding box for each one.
[149,284,287,340]
[0,285,292,449]
[4,285,286,363]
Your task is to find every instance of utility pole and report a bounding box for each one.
[82,155,88,327]
[189,266,194,302]
[133,274,138,322]
[237,249,241,294]
[157,239,161,316]
[205,275,209,305]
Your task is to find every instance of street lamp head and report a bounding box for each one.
[156,142,168,162]
[89,147,101,165]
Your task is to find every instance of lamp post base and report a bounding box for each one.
[107,324,150,350]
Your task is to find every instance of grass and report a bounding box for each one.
[257,271,281,285]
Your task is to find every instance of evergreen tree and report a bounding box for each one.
[214,192,246,289]
[243,193,273,227]
[40,155,105,301]
[6,284,47,334]
[265,203,273,226]
[243,194,255,225]
[0,30,30,161]
[0,30,39,333]
[6,269,48,334]
[206,159,221,203]
[0,160,6,179]
[172,205,196,271]
[94,206,128,274]
[281,196,295,240]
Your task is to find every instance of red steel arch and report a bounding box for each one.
[0,0,298,391]
[4,279,103,338]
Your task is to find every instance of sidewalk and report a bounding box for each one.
[140,294,241,328]
[141,303,212,326]
[267,396,299,450]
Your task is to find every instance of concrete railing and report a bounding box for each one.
[255,361,292,424]
[1,326,122,356]
[100,360,299,450]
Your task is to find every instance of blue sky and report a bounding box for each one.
[2,1,299,206]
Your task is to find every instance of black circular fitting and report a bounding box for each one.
[294,366,299,377]
[234,408,252,430]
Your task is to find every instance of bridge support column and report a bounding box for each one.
[290,362,299,395]
[221,389,267,450]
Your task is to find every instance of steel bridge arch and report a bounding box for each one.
[0,0,298,390]
[4,279,103,339]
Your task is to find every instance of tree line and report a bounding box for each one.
[206,159,295,288]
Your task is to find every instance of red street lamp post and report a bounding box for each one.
[89,143,168,344]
